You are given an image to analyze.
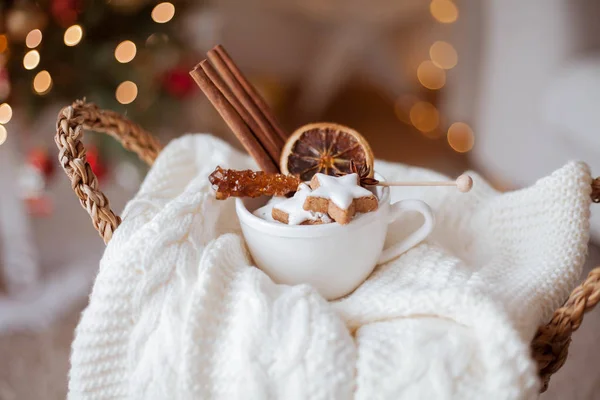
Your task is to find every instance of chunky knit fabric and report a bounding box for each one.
[69,134,592,400]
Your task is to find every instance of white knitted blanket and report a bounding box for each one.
[69,134,592,400]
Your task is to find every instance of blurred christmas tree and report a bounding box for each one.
[0,0,197,132]
[0,0,201,210]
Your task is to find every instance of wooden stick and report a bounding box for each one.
[212,45,288,143]
[377,174,473,193]
[189,67,278,173]
[199,60,280,164]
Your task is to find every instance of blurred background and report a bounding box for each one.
[0,0,599,398]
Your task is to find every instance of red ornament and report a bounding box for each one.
[86,146,107,181]
[51,0,82,27]
[162,67,196,98]
[21,148,55,217]
[27,148,55,180]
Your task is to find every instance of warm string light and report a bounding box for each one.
[0,103,12,124]
[64,25,84,46]
[0,35,7,53]
[409,101,439,134]
[33,70,52,95]
[0,125,7,146]
[430,0,458,24]
[447,122,474,152]
[429,41,457,70]
[116,81,138,104]
[401,1,465,150]
[23,50,40,70]
[115,40,137,63]
[151,2,175,23]
[25,29,43,49]
[114,1,176,113]
[417,60,446,90]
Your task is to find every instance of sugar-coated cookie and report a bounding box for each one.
[304,173,378,224]
[271,183,332,225]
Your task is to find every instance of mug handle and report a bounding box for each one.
[378,199,435,264]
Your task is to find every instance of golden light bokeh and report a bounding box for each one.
[0,125,7,146]
[409,101,439,133]
[430,0,459,24]
[115,40,137,63]
[23,50,40,70]
[33,70,52,95]
[26,29,43,48]
[116,81,138,104]
[0,35,7,53]
[0,103,12,124]
[429,41,458,70]
[417,60,446,90]
[151,2,175,24]
[447,122,475,152]
[64,25,83,46]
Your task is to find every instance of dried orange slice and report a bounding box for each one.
[280,122,374,181]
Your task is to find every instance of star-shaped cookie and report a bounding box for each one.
[303,173,378,224]
[271,183,333,225]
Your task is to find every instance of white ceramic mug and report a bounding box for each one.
[235,174,434,300]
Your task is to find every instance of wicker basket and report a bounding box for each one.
[55,100,600,392]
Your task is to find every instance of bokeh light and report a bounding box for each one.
[0,125,7,146]
[23,50,40,70]
[0,35,7,53]
[33,70,53,95]
[25,29,43,49]
[115,40,137,63]
[447,122,475,152]
[64,25,83,46]
[430,0,458,24]
[151,3,175,24]
[429,41,458,70]
[116,81,138,104]
[417,60,446,90]
[410,101,439,133]
[0,104,12,124]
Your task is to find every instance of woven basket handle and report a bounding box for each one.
[55,100,162,244]
[533,177,600,391]
[534,263,600,391]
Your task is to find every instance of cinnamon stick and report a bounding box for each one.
[199,60,281,164]
[207,49,284,157]
[189,67,278,173]
[212,45,288,143]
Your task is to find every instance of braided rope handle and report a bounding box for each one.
[55,101,600,391]
[54,100,162,243]
[532,178,600,391]
[533,267,600,391]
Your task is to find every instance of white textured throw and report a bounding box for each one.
[69,135,592,400]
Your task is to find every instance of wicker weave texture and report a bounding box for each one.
[54,100,161,243]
